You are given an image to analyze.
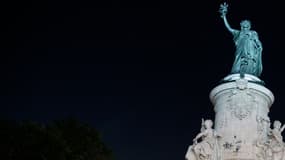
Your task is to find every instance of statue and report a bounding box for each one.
[267,121,285,160]
[186,119,221,160]
[269,121,285,144]
[256,120,285,160]
[219,2,263,77]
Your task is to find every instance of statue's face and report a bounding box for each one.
[240,20,251,31]
[274,121,281,129]
[205,120,213,128]
[241,24,250,31]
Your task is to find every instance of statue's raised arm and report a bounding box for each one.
[219,2,237,34]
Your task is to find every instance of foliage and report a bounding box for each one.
[0,118,112,160]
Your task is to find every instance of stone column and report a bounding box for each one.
[209,76,274,160]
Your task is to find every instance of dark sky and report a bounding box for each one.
[2,0,285,160]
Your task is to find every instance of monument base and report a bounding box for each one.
[185,75,285,160]
[220,74,264,85]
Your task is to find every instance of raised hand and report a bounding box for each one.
[219,2,228,18]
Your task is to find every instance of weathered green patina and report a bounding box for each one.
[219,2,263,77]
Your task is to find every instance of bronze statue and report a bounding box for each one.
[219,2,263,77]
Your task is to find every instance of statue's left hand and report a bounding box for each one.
[219,2,228,18]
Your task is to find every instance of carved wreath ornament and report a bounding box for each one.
[228,90,255,120]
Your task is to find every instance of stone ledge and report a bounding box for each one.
[210,78,274,107]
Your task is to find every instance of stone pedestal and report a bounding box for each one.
[210,75,274,160]
[185,74,285,160]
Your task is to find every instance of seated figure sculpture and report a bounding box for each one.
[256,120,285,160]
[268,121,285,160]
[186,119,221,160]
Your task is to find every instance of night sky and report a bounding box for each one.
[3,0,285,160]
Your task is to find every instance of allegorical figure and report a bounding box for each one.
[267,120,285,160]
[269,121,285,144]
[219,2,263,77]
[186,119,221,160]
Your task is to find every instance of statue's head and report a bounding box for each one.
[240,20,251,31]
[204,120,213,129]
[273,120,281,129]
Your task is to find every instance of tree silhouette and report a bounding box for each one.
[0,118,113,160]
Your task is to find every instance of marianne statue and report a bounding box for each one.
[219,2,263,77]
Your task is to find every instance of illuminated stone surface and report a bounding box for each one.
[185,75,285,160]
[185,3,284,160]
